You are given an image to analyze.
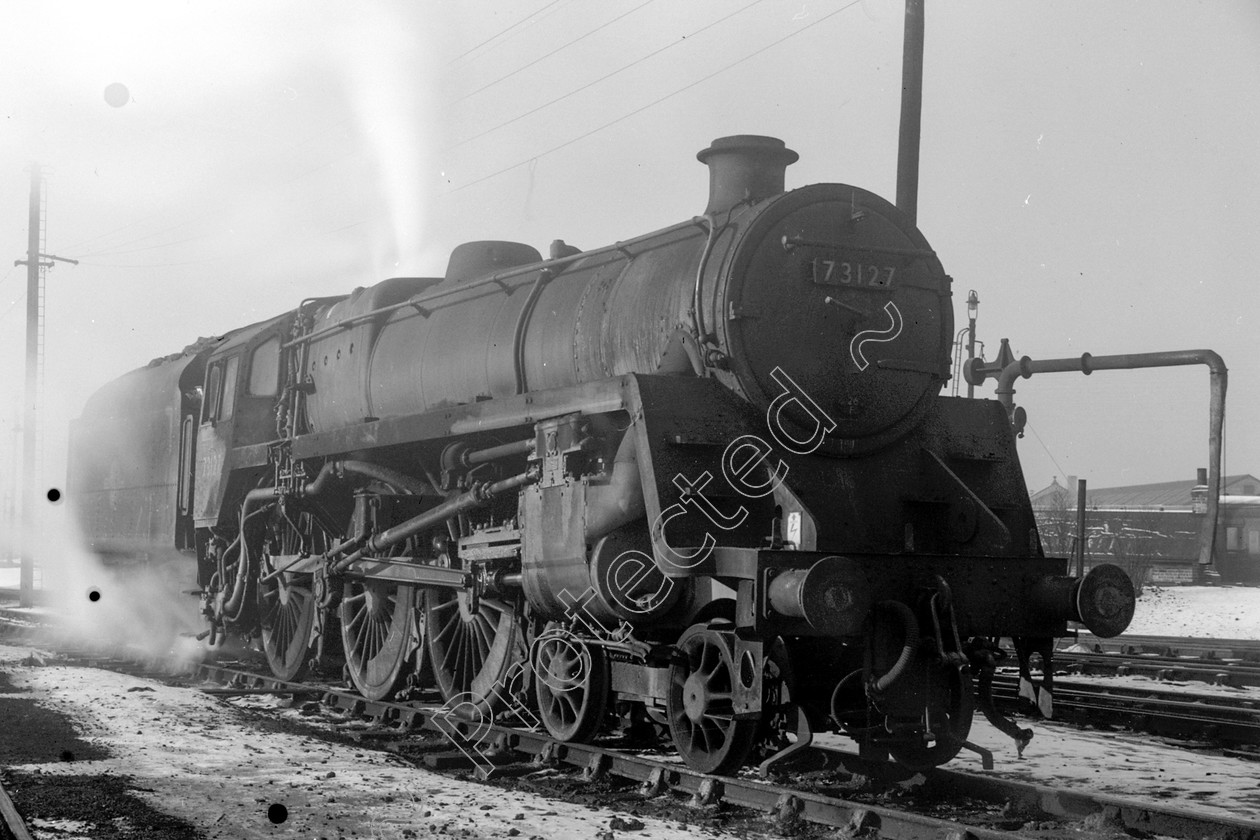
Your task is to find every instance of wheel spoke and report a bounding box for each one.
[261,566,317,682]
[534,632,606,743]
[340,581,416,701]
[471,616,492,660]
[430,598,460,615]
[667,626,757,775]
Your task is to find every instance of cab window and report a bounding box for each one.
[202,355,240,423]
[249,336,281,396]
[220,356,239,418]
[203,365,222,422]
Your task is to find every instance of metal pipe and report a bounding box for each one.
[338,460,434,496]
[872,600,919,693]
[299,459,434,497]
[895,0,925,223]
[221,490,278,619]
[996,349,1228,570]
[449,393,625,436]
[463,437,534,467]
[512,269,553,394]
[332,467,539,571]
[1075,478,1087,577]
[691,214,718,344]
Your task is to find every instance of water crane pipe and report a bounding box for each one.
[995,349,1227,569]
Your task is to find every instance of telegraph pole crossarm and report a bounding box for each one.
[14,254,79,268]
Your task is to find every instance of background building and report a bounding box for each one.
[1030,473,1260,585]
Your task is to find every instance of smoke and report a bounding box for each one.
[2,1,448,661]
[13,497,212,667]
[7,364,213,664]
[330,6,442,277]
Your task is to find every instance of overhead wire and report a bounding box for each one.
[449,0,865,195]
[449,0,765,152]
[1024,420,1070,487]
[451,0,657,105]
[448,0,567,66]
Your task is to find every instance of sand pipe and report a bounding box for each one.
[995,349,1227,569]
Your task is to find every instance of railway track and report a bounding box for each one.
[990,673,1260,752]
[4,610,1259,837]
[1052,632,1260,688]
[1065,632,1260,660]
[31,644,1258,840]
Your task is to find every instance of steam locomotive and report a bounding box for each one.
[69,135,1135,773]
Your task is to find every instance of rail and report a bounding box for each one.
[28,640,1259,840]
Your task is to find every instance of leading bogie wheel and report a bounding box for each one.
[533,628,609,742]
[666,623,759,775]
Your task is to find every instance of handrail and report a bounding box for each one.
[281,219,705,350]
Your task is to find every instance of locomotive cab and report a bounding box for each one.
[192,314,294,530]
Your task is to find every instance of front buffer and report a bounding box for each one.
[696,547,1136,770]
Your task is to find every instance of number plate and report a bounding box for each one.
[809,257,895,289]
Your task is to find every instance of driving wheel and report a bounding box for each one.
[425,589,524,715]
[259,506,334,680]
[339,580,418,700]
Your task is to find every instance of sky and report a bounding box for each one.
[1,0,1257,524]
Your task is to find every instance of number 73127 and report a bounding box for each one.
[812,258,895,288]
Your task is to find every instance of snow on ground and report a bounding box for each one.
[0,643,748,840]
[955,717,1260,824]
[5,565,1260,832]
[1127,584,1260,639]
[5,641,1259,837]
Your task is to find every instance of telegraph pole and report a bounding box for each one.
[18,164,41,608]
[13,164,76,607]
[895,0,925,224]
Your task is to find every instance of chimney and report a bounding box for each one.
[697,135,798,214]
[1192,467,1209,514]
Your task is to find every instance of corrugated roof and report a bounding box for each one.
[1031,474,1260,509]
